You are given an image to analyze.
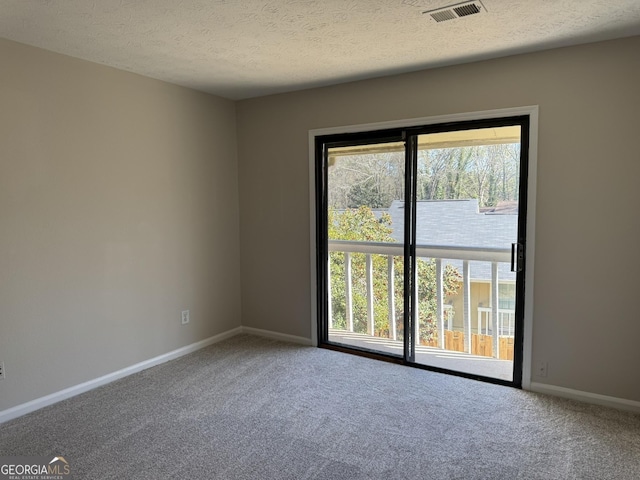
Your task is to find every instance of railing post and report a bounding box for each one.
[463,261,471,354]
[510,311,514,336]
[491,262,499,358]
[436,259,445,349]
[388,255,396,341]
[366,254,374,336]
[344,252,354,332]
[327,255,333,329]
[414,260,420,347]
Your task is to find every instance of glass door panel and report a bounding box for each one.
[411,126,521,381]
[325,141,406,357]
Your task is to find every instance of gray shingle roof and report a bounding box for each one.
[388,199,518,281]
[388,199,517,248]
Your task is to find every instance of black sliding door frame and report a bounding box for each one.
[315,129,405,349]
[315,114,531,389]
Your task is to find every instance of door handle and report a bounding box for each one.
[511,243,524,272]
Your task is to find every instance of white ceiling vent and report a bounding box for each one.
[424,1,487,23]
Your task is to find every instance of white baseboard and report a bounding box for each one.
[0,326,244,424]
[529,382,640,413]
[4,328,636,424]
[241,326,312,346]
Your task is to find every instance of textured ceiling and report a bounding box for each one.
[1,0,639,99]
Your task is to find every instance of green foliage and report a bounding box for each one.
[414,260,462,344]
[328,206,393,242]
[328,207,461,344]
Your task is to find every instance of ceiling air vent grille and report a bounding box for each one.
[431,9,457,22]
[424,1,486,23]
[454,3,481,17]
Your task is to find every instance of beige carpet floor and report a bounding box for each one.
[1,334,639,479]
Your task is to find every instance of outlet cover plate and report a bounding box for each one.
[537,361,548,377]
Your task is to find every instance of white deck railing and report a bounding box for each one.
[327,239,513,358]
[477,307,515,336]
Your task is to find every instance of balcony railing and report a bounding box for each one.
[478,307,515,336]
[327,239,514,359]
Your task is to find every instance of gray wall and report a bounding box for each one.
[236,36,640,402]
[0,39,242,411]
[2,35,639,412]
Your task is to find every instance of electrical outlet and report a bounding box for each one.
[181,310,190,325]
[0,361,5,380]
[537,361,548,378]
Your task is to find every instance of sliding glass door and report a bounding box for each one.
[320,135,406,358]
[409,125,525,383]
[316,116,529,387]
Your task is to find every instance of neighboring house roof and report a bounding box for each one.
[387,199,518,282]
[388,199,517,248]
